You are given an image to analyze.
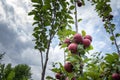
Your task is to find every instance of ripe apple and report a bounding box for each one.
[112,73,120,80]
[73,33,83,44]
[55,73,61,79]
[84,35,92,42]
[68,43,78,53]
[77,1,82,7]
[64,62,73,73]
[83,39,91,48]
[64,38,71,46]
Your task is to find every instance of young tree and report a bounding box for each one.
[0,53,32,80]
[29,0,120,80]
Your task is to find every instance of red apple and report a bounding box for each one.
[84,35,92,42]
[77,1,82,7]
[55,73,61,79]
[112,73,120,80]
[73,33,83,44]
[68,43,78,53]
[83,39,91,48]
[64,62,73,73]
[72,77,76,80]
[64,38,71,46]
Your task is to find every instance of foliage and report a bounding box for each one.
[29,0,120,80]
[0,64,32,80]
[29,0,76,79]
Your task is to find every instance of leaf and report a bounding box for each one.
[86,45,94,51]
[33,27,39,31]
[115,33,120,37]
[28,11,35,15]
[59,62,65,72]
[68,20,74,24]
[104,53,119,64]
[51,68,60,73]
[46,76,54,79]
[69,5,75,10]
[78,19,82,22]
[66,14,73,19]
[32,22,39,26]
[31,0,39,3]
[110,36,115,41]
[81,30,86,37]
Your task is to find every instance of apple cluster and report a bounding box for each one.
[62,33,92,78]
[64,33,92,54]
[55,33,92,79]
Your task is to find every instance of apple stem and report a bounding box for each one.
[75,0,78,33]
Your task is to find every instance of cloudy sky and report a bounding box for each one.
[0,0,120,80]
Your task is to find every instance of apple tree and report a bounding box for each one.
[29,0,120,80]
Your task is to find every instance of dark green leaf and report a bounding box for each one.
[110,36,115,41]
[115,33,120,37]
[46,76,54,79]
[31,0,39,3]
[32,22,39,26]
[69,5,75,10]
[68,20,74,24]
[78,19,82,22]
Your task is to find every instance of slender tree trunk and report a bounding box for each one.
[41,37,52,80]
[75,0,78,33]
[39,50,43,70]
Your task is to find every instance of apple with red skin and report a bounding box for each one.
[77,1,82,7]
[64,62,73,73]
[73,33,83,44]
[83,39,91,48]
[68,43,78,53]
[112,73,120,80]
[84,35,92,42]
[55,73,61,79]
[64,38,71,46]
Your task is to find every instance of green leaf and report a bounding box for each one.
[68,20,74,24]
[115,33,120,37]
[78,19,82,22]
[32,22,39,26]
[66,15,73,19]
[33,27,39,31]
[31,0,39,3]
[28,11,35,16]
[104,53,119,64]
[46,76,54,79]
[69,5,75,10]
[110,36,115,41]
[51,68,60,73]
[81,30,86,37]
